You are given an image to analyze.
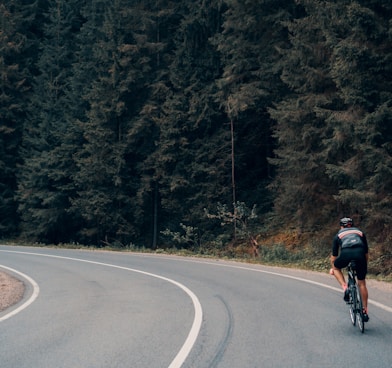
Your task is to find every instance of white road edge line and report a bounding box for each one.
[0,250,202,368]
[0,265,40,323]
[177,258,392,314]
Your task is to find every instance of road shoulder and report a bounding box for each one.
[0,271,25,312]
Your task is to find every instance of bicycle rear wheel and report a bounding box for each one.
[355,285,365,333]
[349,286,356,326]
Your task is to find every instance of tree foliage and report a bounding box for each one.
[270,0,392,238]
[0,0,391,265]
[17,0,82,242]
[0,1,36,236]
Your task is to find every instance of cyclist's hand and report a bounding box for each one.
[329,268,334,275]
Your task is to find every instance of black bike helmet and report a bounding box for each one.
[340,217,353,227]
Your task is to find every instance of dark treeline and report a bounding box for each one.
[1,0,391,257]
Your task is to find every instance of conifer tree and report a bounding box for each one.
[142,0,230,246]
[0,1,35,236]
[17,0,83,243]
[270,0,392,239]
[269,0,349,231]
[71,0,156,245]
[322,0,392,235]
[124,0,183,247]
[212,0,295,236]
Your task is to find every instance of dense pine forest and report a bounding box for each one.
[1,0,391,274]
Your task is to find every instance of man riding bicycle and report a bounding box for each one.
[330,217,369,322]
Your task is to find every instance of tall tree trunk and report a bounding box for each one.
[231,118,237,241]
[152,182,158,249]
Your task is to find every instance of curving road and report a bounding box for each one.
[0,245,391,368]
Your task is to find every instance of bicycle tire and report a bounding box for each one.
[356,284,365,333]
[349,285,356,326]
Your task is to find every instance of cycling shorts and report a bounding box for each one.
[334,247,367,280]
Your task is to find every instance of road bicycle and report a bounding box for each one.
[346,261,366,333]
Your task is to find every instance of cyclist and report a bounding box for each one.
[330,217,369,322]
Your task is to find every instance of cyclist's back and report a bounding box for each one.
[330,217,369,321]
[333,225,368,279]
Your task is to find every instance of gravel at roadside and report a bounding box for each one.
[0,271,25,312]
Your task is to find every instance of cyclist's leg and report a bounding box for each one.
[332,267,346,289]
[333,253,349,289]
[356,260,368,311]
[355,250,369,320]
[357,279,368,310]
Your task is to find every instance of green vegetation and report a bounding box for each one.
[0,0,391,277]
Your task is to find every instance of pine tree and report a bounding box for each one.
[268,0,343,231]
[270,0,392,239]
[142,0,231,246]
[213,0,296,236]
[71,0,157,245]
[17,0,83,243]
[0,1,35,236]
[124,0,184,247]
[322,0,392,236]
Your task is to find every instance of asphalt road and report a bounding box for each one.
[0,245,391,368]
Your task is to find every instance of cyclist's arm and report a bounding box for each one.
[331,235,340,268]
[361,233,369,263]
[362,233,369,253]
[332,235,340,256]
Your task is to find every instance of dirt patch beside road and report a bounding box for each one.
[0,271,25,312]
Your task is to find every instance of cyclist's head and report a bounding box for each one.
[340,217,353,228]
